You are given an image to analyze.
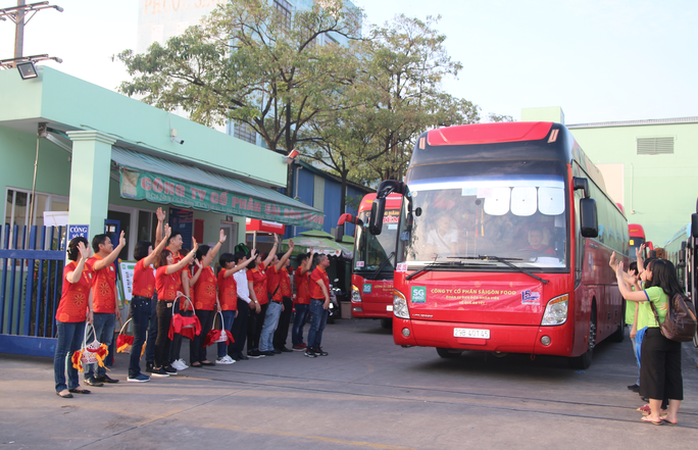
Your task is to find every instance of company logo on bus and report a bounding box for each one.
[383,209,400,224]
[411,286,427,303]
[521,289,540,305]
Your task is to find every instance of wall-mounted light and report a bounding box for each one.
[16,61,38,79]
[0,54,62,80]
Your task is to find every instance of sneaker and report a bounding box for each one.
[260,350,276,356]
[171,359,188,371]
[277,347,293,353]
[627,384,640,393]
[127,373,151,383]
[150,367,169,378]
[145,361,155,373]
[163,365,178,376]
[216,355,236,365]
[292,344,305,351]
[232,353,249,361]
[247,350,265,358]
[95,374,119,384]
[271,349,282,354]
[84,377,104,387]
[315,347,329,356]
[304,349,317,358]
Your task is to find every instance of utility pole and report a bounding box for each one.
[14,0,26,59]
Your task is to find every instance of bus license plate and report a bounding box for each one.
[454,328,490,339]
[386,305,394,311]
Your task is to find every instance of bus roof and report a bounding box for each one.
[427,122,553,146]
[358,193,402,213]
[628,224,645,238]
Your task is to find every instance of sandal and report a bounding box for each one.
[191,362,202,368]
[56,390,73,398]
[69,388,91,394]
[641,416,663,426]
[201,360,215,366]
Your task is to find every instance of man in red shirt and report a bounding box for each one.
[291,251,313,350]
[84,231,126,386]
[306,253,331,357]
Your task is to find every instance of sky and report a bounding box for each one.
[1,0,696,124]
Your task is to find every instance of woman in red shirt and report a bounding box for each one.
[54,237,93,398]
[152,239,198,377]
[245,239,278,357]
[128,224,170,382]
[189,232,227,367]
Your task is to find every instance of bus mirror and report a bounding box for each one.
[573,177,590,198]
[679,248,686,267]
[369,198,386,235]
[337,213,363,227]
[692,213,698,238]
[579,198,598,237]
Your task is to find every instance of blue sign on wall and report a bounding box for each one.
[68,224,90,241]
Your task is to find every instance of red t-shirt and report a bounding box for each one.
[87,254,117,314]
[155,266,181,301]
[267,265,282,301]
[193,266,217,310]
[132,259,156,298]
[310,267,329,300]
[217,269,238,311]
[294,267,310,305]
[56,261,92,323]
[247,263,268,305]
[280,268,291,297]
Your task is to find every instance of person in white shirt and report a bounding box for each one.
[228,251,261,361]
[426,213,458,259]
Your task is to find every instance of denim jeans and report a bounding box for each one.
[229,299,249,358]
[291,303,309,346]
[145,292,158,363]
[54,320,86,393]
[635,326,647,386]
[307,299,328,350]
[129,296,151,377]
[218,310,236,358]
[84,313,115,380]
[259,301,282,352]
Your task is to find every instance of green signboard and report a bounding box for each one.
[119,167,324,230]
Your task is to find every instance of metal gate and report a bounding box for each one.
[0,225,66,357]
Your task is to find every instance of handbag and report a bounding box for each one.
[203,311,234,347]
[116,318,147,356]
[71,322,109,373]
[168,294,202,340]
[649,292,697,343]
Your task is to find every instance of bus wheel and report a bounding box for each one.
[436,348,462,359]
[569,309,596,370]
[380,318,392,329]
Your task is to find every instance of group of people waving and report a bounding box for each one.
[54,208,334,397]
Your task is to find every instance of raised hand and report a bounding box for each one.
[191,237,198,252]
[219,229,227,243]
[250,248,258,259]
[164,224,172,239]
[119,230,126,248]
[77,241,90,260]
[156,207,166,222]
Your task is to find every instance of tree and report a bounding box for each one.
[488,113,514,122]
[301,15,480,235]
[118,0,362,191]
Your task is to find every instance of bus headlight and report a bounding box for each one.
[393,289,410,319]
[541,294,568,326]
[351,284,361,303]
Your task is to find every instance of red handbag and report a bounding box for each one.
[203,311,234,347]
[168,295,201,340]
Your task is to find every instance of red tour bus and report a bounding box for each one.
[338,193,402,328]
[368,122,629,369]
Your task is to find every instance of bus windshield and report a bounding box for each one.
[354,210,399,273]
[397,174,568,270]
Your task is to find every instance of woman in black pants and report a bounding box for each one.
[153,239,197,376]
[614,257,684,425]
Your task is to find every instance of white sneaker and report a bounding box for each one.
[171,359,188,371]
[216,355,235,365]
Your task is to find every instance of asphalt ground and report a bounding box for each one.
[1,318,697,450]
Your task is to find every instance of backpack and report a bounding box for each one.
[234,243,250,256]
[650,292,697,343]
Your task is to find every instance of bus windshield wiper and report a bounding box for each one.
[449,255,549,284]
[372,252,395,278]
[406,260,465,281]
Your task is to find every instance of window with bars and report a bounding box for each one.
[234,121,257,144]
[274,0,292,32]
[636,137,674,155]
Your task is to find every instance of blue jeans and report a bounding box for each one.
[630,334,641,386]
[145,292,158,363]
[307,299,328,350]
[129,296,151,377]
[292,303,309,346]
[635,326,647,383]
[218,310,236,358]
[54,321,86,393]
[259,301,283,352]
[84,313,115,380]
